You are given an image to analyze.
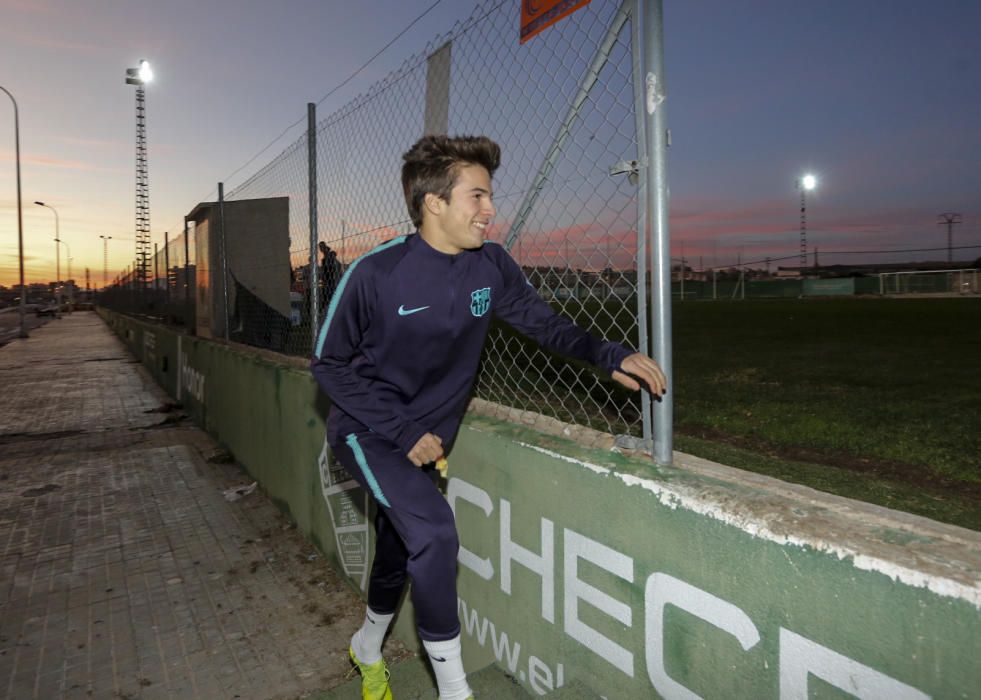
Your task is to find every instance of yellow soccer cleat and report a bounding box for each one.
[348,646,393,700]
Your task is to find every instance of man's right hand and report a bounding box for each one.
[407,432,443,467]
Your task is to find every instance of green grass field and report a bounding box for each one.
[672,297,981,530]
[483,297,981,530]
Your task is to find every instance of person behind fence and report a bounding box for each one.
[318,240,341,313]
[310,134,666,700]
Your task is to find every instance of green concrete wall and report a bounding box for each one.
[99,309,980,699]
[100,309,179,395]
[97,309,345,569]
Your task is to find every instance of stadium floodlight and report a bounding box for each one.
[99,235,113,290]
[125,59,152,86]
[125,59,152,295]
[796,173,819,268]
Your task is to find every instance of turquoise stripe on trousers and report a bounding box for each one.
[345,433,391,508]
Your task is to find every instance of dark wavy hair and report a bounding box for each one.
[401,135,501,228]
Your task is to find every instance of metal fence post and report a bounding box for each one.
[218,182,229,341]
[631,0,652,445]
[641,0,673,465]
[164,231,170,307]
[308,102,319,354]
[183,218,191,328]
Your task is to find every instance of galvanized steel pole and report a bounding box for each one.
[36,202,62,319]
[59,239,72,313]
[183,218,191,328]
[218,182,229,340]
[641,0,673,465]
[308,103,319,354]
[164,231,170,305]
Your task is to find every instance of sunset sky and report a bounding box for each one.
[1,0,979,288]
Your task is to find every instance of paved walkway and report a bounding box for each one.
[0,313,408,700]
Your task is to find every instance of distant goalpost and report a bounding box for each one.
[879,268,979,296]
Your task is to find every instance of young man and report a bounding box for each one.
[311,135,666,700]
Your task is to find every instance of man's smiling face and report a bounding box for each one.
[425,164,496,254]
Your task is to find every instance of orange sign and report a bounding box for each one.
[520,0,592,44]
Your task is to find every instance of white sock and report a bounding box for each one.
[350,607,395,665]
[423,635,472,700]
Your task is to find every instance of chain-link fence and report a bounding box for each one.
[218,0,650,438]
[96,0,981,446]
[99,227,196,326]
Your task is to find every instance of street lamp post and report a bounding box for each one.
[57,239,72,313]
[1,85,27,338]
[35,201,62,318]
[796,174,817,271]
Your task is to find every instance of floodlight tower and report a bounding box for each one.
[125,59,152,291]
[99,235,112,289]
[937,213,961,265]
[797,174,817,269]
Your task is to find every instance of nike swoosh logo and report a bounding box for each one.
[398,305,430,316]
[430,655,447,663]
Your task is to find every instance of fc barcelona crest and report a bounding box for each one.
[470,287,491,317]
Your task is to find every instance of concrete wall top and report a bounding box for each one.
[461,409,980,608]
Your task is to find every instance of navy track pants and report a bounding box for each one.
[331,431,460,641]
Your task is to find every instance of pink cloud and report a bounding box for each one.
[279,205,978,281]
[60,136,127,150]
[0,150,126,173]
[657,196,976,266]
[25,154,92,170]
[0,28,103,52]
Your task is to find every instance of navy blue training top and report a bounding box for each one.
[311,233,632,455]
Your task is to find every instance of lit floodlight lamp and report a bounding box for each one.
[125,59,152,86]
[801,174,817,191]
